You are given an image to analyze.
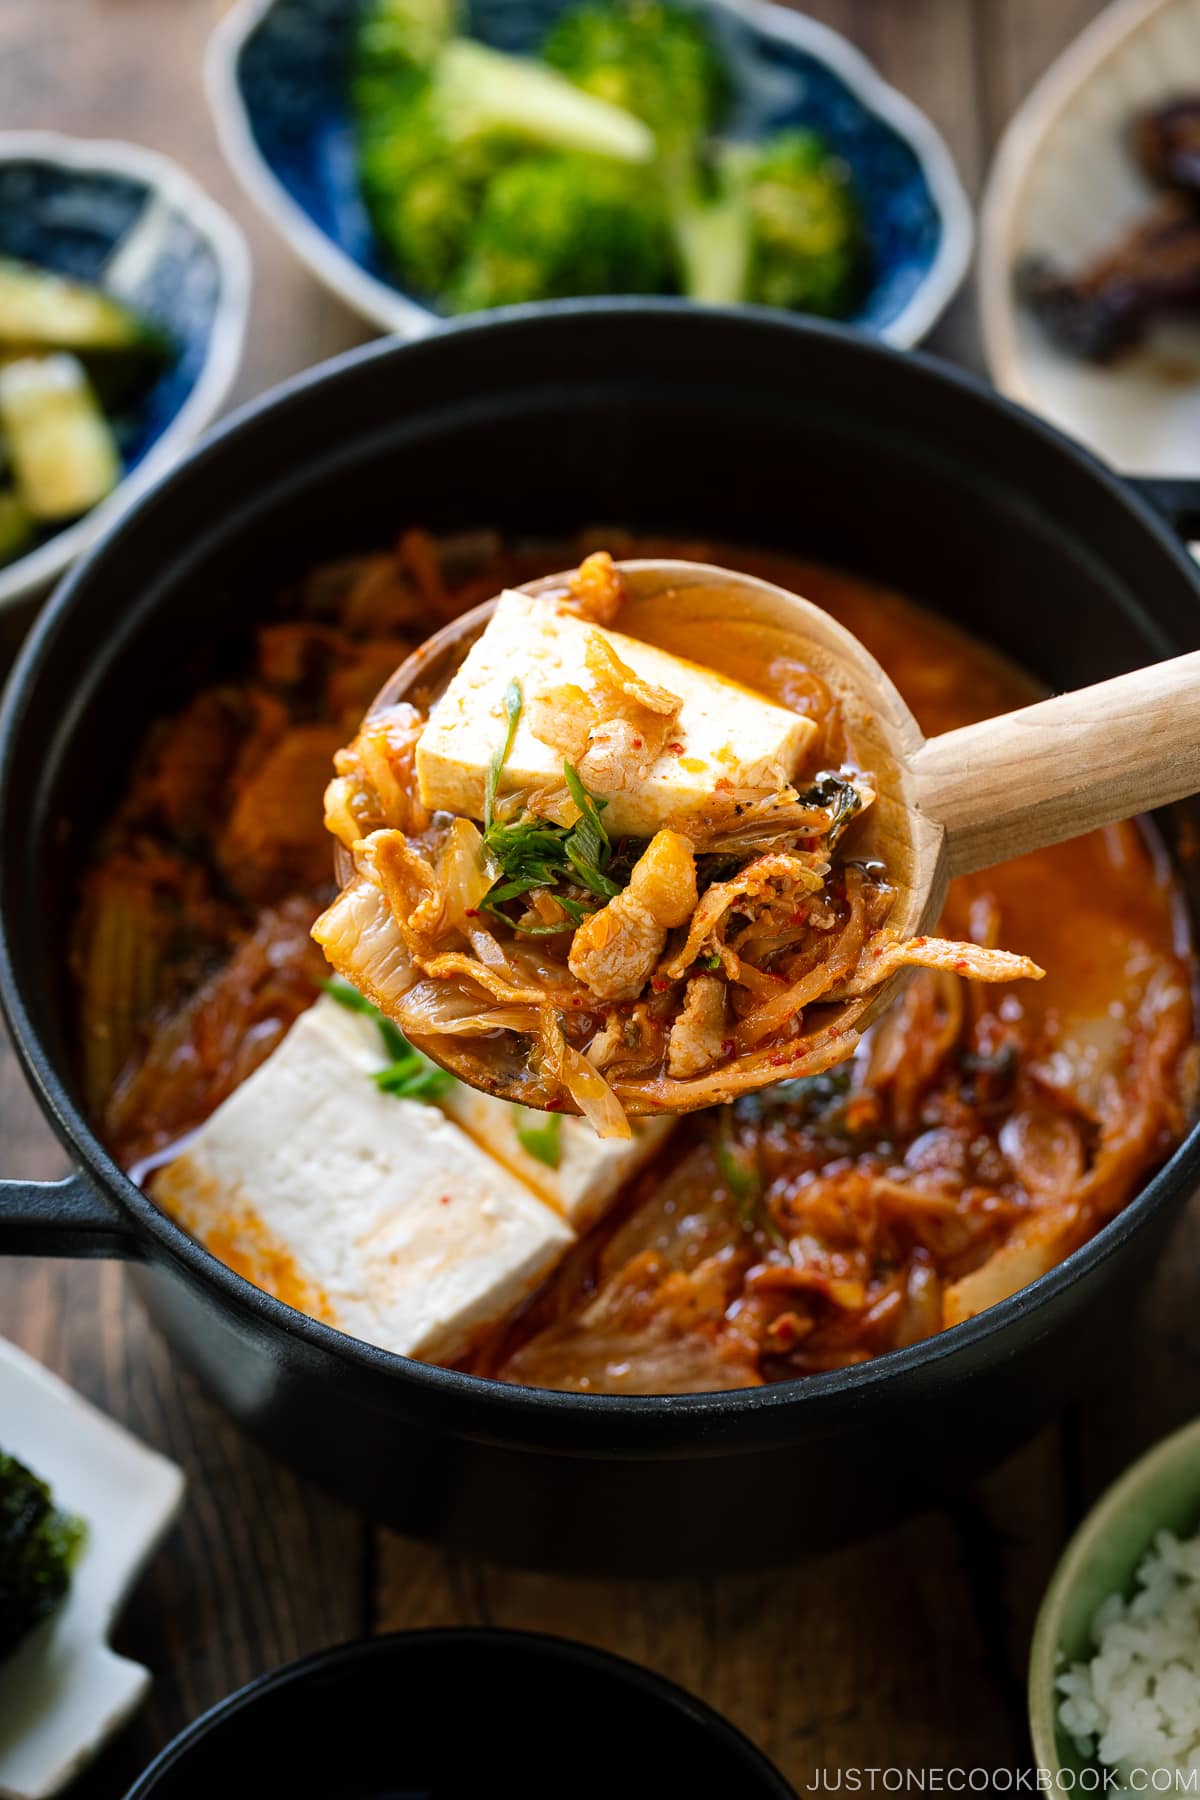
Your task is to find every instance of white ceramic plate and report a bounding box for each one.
[0,132,251,611]
[0,1339,185,1800]
[980,0,1200,476]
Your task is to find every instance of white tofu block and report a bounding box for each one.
[439,1085,675,1232]
[315,996,675,1233]
[416,590,816,839]
[151,1000,572,1363]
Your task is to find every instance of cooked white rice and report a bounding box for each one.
[1058,1528,1200,1786]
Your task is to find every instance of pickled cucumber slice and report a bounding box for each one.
[0,354,121,521]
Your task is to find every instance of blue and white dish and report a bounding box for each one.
[207,0,972,347]
[0,133,251,610]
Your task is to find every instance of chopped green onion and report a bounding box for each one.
[323,976,377,1015]
[563,759,609,852]
[512,1106,564,1169]
[323,978,454,1101]
[484,678,523,831]
[374,1055,454,1100]
[479,742,629,926]
[561,760,621,897]
[715,1109,765,1232]
[376,1015,409,1063]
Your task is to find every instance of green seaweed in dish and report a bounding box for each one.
[0,1449,86,1660]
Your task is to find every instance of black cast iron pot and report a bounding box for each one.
[2,304,1199,1577]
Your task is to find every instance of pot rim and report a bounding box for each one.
[123,1625,795,1796]
[4,297,1199,1430]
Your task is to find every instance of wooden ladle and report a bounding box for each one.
[341,558,1200,1108]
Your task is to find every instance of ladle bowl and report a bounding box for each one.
[334,557,1200,1113]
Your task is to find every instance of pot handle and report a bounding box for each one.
[0,1171,140,1259]
[1128,477,1200,545]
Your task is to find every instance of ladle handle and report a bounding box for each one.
[911,650,1200,879]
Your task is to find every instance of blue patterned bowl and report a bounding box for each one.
[0,133,250,610]
[208,0,971,346]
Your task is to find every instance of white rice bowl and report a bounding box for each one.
[1059,1528,1200,1784]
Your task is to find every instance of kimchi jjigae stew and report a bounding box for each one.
[73,533,1199,1394]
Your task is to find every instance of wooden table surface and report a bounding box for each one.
[3,0,1196,1789]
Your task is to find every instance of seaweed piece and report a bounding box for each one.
[735,1065,854,1133]
[797,770,864,851]
[0,1451,86,1660]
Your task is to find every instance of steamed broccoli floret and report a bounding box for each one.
[541,2,733,304]
[357,92,514,295]
[541,0,726,153]
[353,14,657,297]
[449,152,674,312]
[351,0,867,318]
[352,0,459,113]
[426,40,654,163]
[670,150,752,303]
[743,130,865,317]
[672,131,866,315]
[353,0,476,291]
[0,1451,85,1661]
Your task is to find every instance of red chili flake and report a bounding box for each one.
[767,1311,805,1351]
[545,1098,567,1112]
[631,737,643,749]
[439,1195,452,1206]
[790,908,809,926]
[651,976,670,993]
[464,908,479,918]
[668,742,684,755]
